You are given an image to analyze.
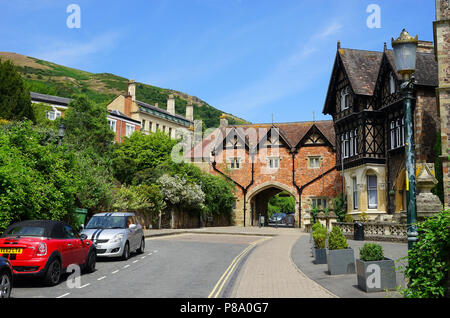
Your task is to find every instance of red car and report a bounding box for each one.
[0,220,96,286]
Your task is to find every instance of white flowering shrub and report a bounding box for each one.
[158,174,205,211]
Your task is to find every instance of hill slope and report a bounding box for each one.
[0,52,249,128]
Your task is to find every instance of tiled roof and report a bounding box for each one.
[186,120,335,160]
[30,92,71,107]
[108,110,141,124]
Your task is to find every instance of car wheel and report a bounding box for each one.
[137,237,145,254]
[121,242,130,261]
[44,258,61,286]
[84,250,96,273]
[0,271,12,298]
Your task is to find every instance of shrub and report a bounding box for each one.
[311,222,322,233]
[313,231,327,249]
[402,209,450,298]
[328,226,348,250]
[359,243,384,261]
[358,212,369,223]
[344,214,354,223]
[312,223,327,249]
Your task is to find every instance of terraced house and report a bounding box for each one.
[107,80,194,139]
[187,116,342,228]
[323,39,440,220]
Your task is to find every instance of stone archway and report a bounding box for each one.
[246,182,298,226]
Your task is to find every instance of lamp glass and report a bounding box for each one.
[393,42,417,74]
[58,123,66,138]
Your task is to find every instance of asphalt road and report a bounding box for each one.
[11,234,260,298]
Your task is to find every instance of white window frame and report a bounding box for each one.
[340,87,350,111]
[107,118,117,133]
[230,157,241,170]
[367,175,378,209]
[126,123,135,137]
[352,177,359,210]
[47,109,62,121]
[268,157,280,169]
[389,73,396,94]
[308,156,321,169]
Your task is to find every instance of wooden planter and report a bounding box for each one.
[356,258,396,292]
[327,248,355,275]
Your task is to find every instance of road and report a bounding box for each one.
[11,234,266,298]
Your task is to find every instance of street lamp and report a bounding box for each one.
[391,29,418,250]
[58,121,66,145]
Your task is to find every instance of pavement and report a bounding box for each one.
[290,234,408,298]
[144,226,409,298]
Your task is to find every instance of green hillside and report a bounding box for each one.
[0,52,249,128]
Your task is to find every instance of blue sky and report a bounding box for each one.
[0,0,436,124]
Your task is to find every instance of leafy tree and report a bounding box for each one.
[268,192,295,217]
[0,59,35,122]
[63,94,115,154]
[112,131,178,185]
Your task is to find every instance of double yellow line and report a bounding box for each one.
[208,237,270,298]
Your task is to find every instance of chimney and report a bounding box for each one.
[417,40,434,54]
[127,80,136,102]
[220,114,228,128]
[124,95,132,116]
[167,94,175,115]
[186,101,194,122]
[154,103,159,108]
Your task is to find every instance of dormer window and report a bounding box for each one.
[389,73,396,94]
[340,87,350,111]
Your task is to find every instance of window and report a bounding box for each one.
[155,124,159,131]
[367,175,378,209]
[230,158,240,170]
[341,133,350,159]
[389,73,396,94]
[353,177,358,210]
[353,128,358,155]
[169,127,172,137]
[149,122,153,132]
[389,117,405,149]
[141,119,146,131]
[340,87,350,111]
[269,157,280,169]
[47,109,61,121]
[309,157,321,169]
[107,119,117,132]
[312,198,327,210]
[126,124,135,137]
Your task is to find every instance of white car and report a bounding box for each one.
[81,212,145,260]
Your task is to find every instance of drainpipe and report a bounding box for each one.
[212,154,254,227]
[292,148,338,228]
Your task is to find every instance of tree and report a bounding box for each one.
[0,59,35,122]
[112,131,178,185]
[63,94,114,154]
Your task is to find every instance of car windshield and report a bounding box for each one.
[2,226,45,237]
[85,216,127,229]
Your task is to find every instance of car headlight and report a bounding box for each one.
[110,233,124,244]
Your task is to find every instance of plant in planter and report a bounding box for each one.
[312,224,328,264]
[327,226,355,275]
[356,243,396,292]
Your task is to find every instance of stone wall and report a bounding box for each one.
[333,222,408,243]
[435,0,450,208]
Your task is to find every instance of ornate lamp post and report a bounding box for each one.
[391,29,418,250]
[58,121,66,146]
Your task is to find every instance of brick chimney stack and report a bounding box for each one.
[167,94,175,115]
[186,101,194,122]
[220,114,228,128]
[127,80,136,102]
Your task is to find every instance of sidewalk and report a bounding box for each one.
[291,234,408,298]
[227,229,337,298]
[143,226,286,238]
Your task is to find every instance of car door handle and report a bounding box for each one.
[67,243,73,247]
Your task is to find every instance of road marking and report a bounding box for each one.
[141,256,146,259]
[56,293,70,298]
[123,265,130,269]
[208,237,270,299]
[112,270,119,274]
[133,260,139,263]
[79,283,90,289]
[97,276,106,281]
[147,253,153,256]
[153,250,158,253]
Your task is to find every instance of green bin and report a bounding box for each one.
[73,208,88,228]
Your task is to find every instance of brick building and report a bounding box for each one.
[323,37,440,220]
[188,117,342,228]
[107,110,141,143]
[434,0,450,209]
[107,80,194,139]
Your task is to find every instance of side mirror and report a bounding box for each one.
[80,234,88,240]
[129,224,137,230]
